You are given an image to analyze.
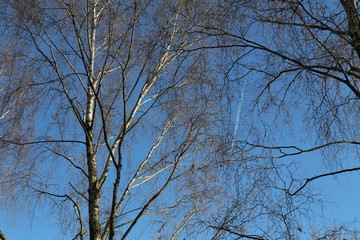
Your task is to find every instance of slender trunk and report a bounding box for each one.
[86,85,100,240]
[87,2,101,240]
[341,0,360,57]
[109,163,121,240]
[87,136,101,240]
[88,184,101,240]
[108,140,124,239]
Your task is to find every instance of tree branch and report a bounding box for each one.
[210,226,266,240]
[290,167,360,196]
[241,140,360,159]
[0,231,8,240]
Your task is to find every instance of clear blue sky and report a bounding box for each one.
[2,1,360,239]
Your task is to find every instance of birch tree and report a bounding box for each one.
[0,0,240,239]
[0,21,37,200]
[5,0,359,239]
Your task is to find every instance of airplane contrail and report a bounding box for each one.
[231,80,246,152]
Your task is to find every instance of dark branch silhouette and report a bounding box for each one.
[291,167,360,196]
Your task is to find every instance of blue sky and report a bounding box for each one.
[1,212,64,240]
[2,1,360,239]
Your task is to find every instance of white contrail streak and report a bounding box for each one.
[230,80,246,152]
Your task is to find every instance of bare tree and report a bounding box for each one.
[195,0,360,238]
[0,0,242,239]
[4,0,360,239]
[0,4,41,216]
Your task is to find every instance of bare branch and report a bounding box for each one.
[210,226,266,240]
[0,231,8,240]
[291,167,360,196]
[241,140,360,159]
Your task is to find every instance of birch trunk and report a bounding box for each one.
[87,2,101,239]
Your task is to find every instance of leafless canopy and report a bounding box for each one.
[1,0,360,239]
